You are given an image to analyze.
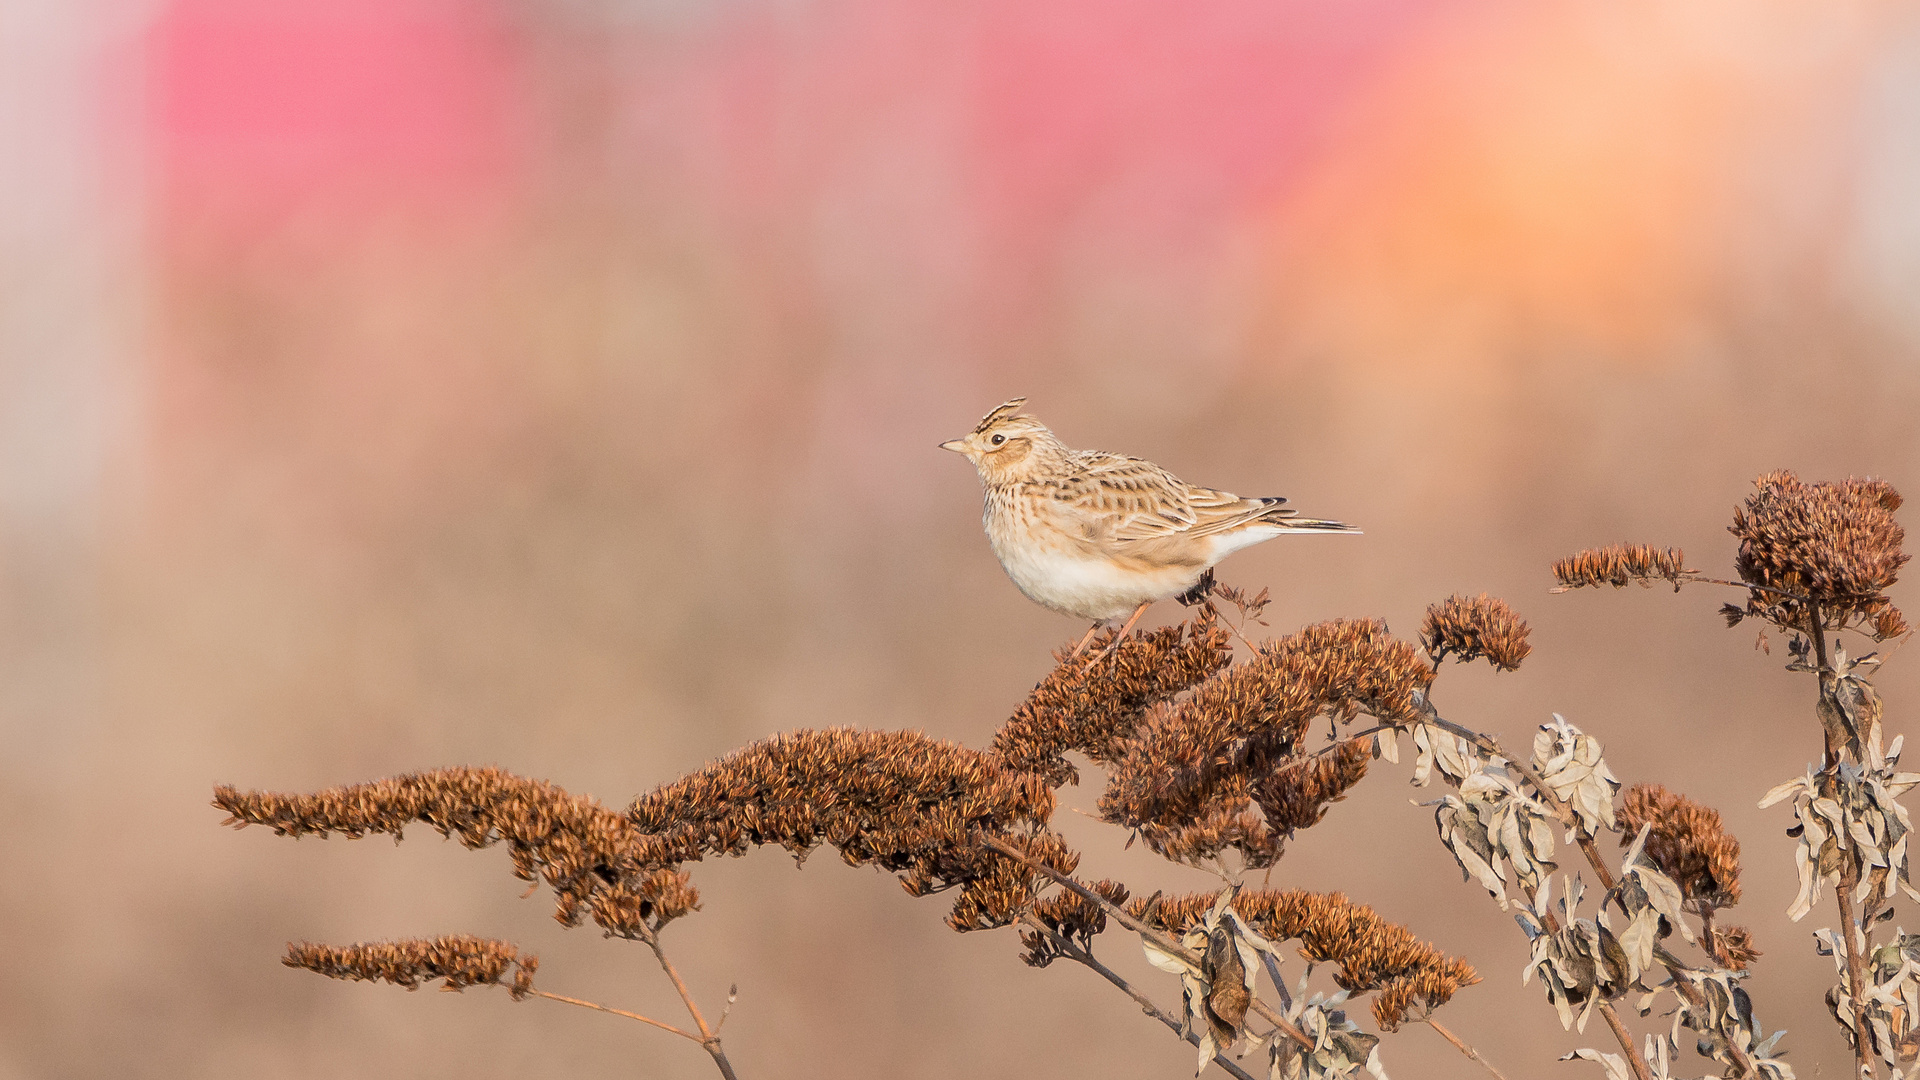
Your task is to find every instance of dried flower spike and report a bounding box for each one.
[1020,878,1131,966]
[1130,888,1478,1030]
[1420,594,1532,672]
[1730,470,1908,634]
[626,728,1068,932]
[1256,738,1370,834]
[1098,618,1432,865]
[214,766,693,936]
[1619,783,1743,909]
[1551,544,1690,591]
[992,610,1231,786]
[285,936,538,999]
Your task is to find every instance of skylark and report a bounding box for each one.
[942,398,1358,653]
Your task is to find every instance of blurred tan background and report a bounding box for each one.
[5,0,1920,1076]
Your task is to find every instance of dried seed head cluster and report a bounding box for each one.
[625,727,1066,931]
[943,831,1081,932]
[1209,581,1271,624]
[1619,784,1743,909]
[1709,924,1762,972]
[1097,619,1433,865]
[214,767,696,935]
[1551,544,1691,591]
[284,936,538,999]
[1256,737,1370,834]
[991,611,1232,786]
[1420,594,1532,672]
[1728,471,1908,637]
[1131,889,1478,1031]
[1019,878,1131,967]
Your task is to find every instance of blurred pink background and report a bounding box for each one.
[4,0,1920,1076]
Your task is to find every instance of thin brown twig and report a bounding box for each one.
[1424,1017,1512,1080]
[1203,598,1264,656]
[1018,914,1260,1080]
[1681,574,1807,601]
[1552,573,1808,602]
[639,926,742,1080]
[526,989,700,1042]
[1596,999,1651,1080]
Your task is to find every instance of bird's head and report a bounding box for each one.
[940,398,1065,483]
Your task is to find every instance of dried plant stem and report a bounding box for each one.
[1684,574,1809,601]
[1598,1002,1651,1080]
[1435,702,1772,1079]
[1018,914,1261,1080]
[991,837,1515,1079]
[988,840,1350,1061]
[1806,601,1877,1079]
[1423,1017,1512,1080]
[1422,711,1662,1080]
[1836,878,1873,1076]
[639,926,741,1080]
[981,837,1317,1051]
[1553,572,1808,603]
[1203,598,1264,655]
[1522,903,1654,1080]
[526,989,700,1042]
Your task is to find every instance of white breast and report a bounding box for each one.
[983,500,1208,622]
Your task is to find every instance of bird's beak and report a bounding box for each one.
[938,439,966,454]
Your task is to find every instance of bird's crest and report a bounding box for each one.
[972,397,1028,434]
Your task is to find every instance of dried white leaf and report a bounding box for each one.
[1560,1047,1633,1080]
[1374,730,1399,766]
[1144,936,1196,974]
[1617,908,1660,983]
[1532,716,1619,836]
[1410,724,1435,788]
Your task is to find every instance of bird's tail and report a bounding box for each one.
[1261,509,1362,534]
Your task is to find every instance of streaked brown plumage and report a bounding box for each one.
[941,398,1357,645]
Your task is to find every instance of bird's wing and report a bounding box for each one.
[1061,451,1292,543]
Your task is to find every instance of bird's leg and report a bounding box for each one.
[1067,622,1105,658]
[1111,601,1152,641]
[1089,601,1153,662]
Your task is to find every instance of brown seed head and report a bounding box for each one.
[1097,619,1430,865]
[625,727,1065,932]
[1552,545,1690,591]
[1420,594,1533,672]
[1708,924,1761,972]
[1020,878,1131,966]
[1256,738,1371,834]
[944,830,1080,932]
[284,936,538,999]
[1730,471,1908,634]
[992,609,1232,786]
[1619,783,1742,909]
[214,766,692,935]
[1130,889,1478,1031]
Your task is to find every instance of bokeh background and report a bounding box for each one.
[5,0,1920,1076]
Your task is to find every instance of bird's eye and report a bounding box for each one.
[990,434,1005,446]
